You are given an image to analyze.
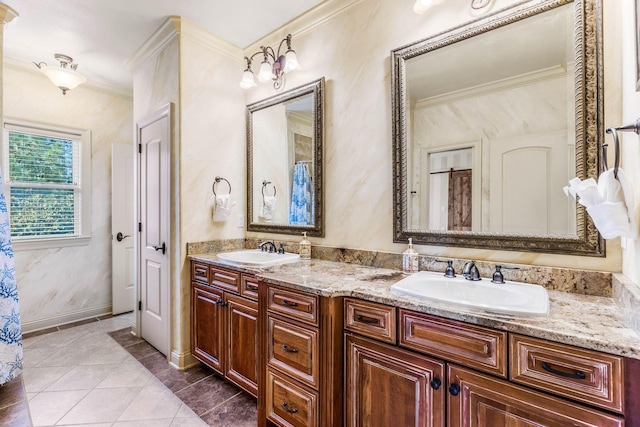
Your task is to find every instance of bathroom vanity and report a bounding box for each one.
[190,254,640,427]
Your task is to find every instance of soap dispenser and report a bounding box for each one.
[402,238,419,274]
[299,232,311,260]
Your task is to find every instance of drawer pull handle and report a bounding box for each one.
[430,378,442,390]
[282,344,299,353]
[449,383,460,396]
[246,284,259,291]
[215,300,228,307]
[281,299,298,307]
[281,402,298,413]
[541,362,586,380]
[356,314,379,324]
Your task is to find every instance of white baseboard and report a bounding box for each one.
[21,304,112,333]
[169,349,199,370]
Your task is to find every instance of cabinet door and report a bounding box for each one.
[345,334,445,427]
[192,285,225,374]
[448,365,624,427]
[226,293,259,397]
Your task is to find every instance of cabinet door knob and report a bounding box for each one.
[281,402,298,413]
[541,362,586,380]
[430,378,442,390]
[282,344,299,353]
[449,383,460,396]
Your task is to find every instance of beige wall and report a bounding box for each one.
[621,0,640,285]
[4,65,133,331]
[244,0,623,273]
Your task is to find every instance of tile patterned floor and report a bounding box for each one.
[10,312,257,427]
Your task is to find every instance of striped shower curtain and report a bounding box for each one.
[288,163,312,225]
[0,166,22,385]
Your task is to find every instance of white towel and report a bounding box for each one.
[212,194,235,222]
[261,196,277,221]
[564,168,638,239]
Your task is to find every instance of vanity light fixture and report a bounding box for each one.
[34,54,87,95]
[239,34,300,91]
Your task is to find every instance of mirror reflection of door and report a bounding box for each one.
[448,169,472,231]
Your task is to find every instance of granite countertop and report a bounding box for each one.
[189,253,640,360]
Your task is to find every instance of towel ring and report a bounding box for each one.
[262,180,276,202]
[212,176,231,197]
[605,128,621,179]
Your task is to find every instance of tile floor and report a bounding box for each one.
[13,312,257,426]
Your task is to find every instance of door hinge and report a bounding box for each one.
[138,143,142,153]
[138,301,142,311]
[138,222,142,232]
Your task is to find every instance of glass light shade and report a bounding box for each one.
[239,70,257,89]
[283,50,300,73]
[413,0,436,14]
[40,65,86,94]
[258,60,275,82]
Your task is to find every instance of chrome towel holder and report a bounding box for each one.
[604,118,640,178]
[212,176,231,196]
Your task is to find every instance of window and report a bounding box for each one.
[2,120,91,249]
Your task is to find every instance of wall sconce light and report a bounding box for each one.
[413,0,492,14]
[34,54,87,95]
[240,34,300,91]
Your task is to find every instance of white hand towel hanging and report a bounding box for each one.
[262,196,277,221]
[213,194,235,222]
[564,168,638,239]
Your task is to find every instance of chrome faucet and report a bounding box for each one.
[258,240,277,253]
[462,260,481,281]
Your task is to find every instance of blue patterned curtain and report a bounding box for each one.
[289,163,312,225]
[0,166,22,385]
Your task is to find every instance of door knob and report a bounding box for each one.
[116,232,131,242]
[152,242,166,255]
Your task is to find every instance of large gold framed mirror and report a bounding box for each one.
[247,77,325,237]
[392,0,604,256]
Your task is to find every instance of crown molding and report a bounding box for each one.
[124,16,181,73]
[180,18,243,63]
[243,0,365,54]
[4,57,133,100]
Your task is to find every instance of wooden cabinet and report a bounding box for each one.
[448,365,624,427]
[261,285,342,427]
[192,284,224,372]
[191,261,259,397]
[346,299,628,427]
[345,333,445,427]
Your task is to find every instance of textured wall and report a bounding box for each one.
[5,66,133,331]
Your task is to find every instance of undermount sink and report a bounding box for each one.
[390,271,549,316]
[216,249,300,266]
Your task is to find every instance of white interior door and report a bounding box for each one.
[137,104,171,356]
[112,143,135,314]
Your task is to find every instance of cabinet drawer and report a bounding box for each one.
[448,364,623,427]
[399,309,507,378]
[266,368,318,427]
[268,287,318,326]
[344,298,396,344]
[210,266,240,293]
[191,261,209,283]
[509,334,623,413]
[240,275,260,301]
[268,315,319,389]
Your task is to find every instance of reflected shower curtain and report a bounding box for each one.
[289,163,312,225]
[0,166,22,385]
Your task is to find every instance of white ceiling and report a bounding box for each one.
[1,0,325,92]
